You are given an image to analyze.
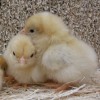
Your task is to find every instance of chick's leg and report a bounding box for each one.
[42,80,78,92]
[4,74,18,86]
[43,80,62,89]
[4,74,32,89]
[12,83,32,89]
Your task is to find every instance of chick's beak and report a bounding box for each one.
[19,56,26,64]
[20,28,27,34]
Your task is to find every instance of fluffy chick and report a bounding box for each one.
[20,12,98,84]
[3,34,45,84]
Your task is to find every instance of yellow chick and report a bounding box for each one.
[20,12,98,84]
[3,34,46,84]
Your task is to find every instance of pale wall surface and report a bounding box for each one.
[0,0,100,63]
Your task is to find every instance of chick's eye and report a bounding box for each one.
[30,29,34,33]
[30,53,34,58]
[13,52,15,56]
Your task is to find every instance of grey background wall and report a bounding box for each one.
[0,0,100,64]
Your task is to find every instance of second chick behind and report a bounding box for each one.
[20,12,98,85]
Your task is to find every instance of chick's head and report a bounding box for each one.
[8,34,36,68]
[21,12,68,37]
